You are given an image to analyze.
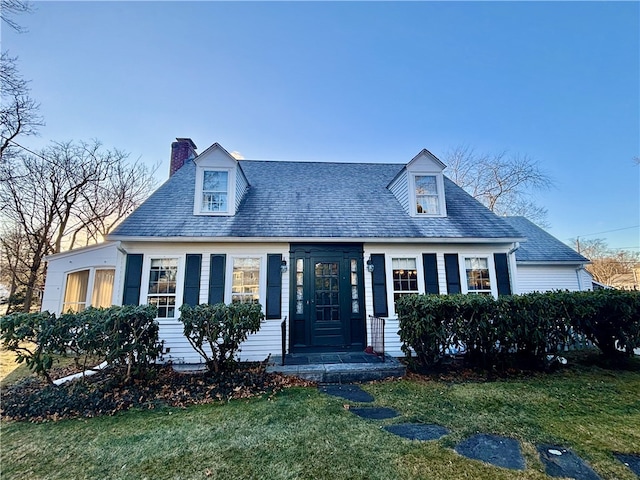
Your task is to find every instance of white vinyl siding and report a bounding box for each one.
[388,169,410,213]
[235,167,249,210]
[516,265,591,294]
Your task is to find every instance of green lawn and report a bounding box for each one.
[2,357,639,480]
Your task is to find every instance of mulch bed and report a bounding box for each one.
[1,364,313,423]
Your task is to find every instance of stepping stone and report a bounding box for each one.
[537,445,602,480]
[455,434,525,470]
[349,407,399,420]
[319,384,374,403]
[614,453,640,477]
[384,423,449,441]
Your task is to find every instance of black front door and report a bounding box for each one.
[290,244,366,353]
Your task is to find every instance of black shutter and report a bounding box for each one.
[422,253,439,294]
[444,254,461,294]
[494,253,512,296]
[208,254,226,304]
[371,254,388,317]
[183,254,202,306]
[122,254,143,305]
[266,254,283,319]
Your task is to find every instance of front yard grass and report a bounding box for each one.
[2,354,639,480]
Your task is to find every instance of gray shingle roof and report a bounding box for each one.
[109,159,523,240]
[503,216,589,264]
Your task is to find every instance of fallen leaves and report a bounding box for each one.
[1,364,315,422]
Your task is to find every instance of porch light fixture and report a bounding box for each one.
[280,259,288,274]
[366,257,375,273]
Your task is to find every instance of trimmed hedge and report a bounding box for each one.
[397,290,640,370]
[0,305,163,383]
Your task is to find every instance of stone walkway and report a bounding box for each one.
[319,384,639,479]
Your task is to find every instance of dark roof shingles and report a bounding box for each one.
[503,216,588,263]
[111,160,522,240]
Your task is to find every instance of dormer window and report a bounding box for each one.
[411,173,446,217]
[202,170,228,213]
[415,175,440,215]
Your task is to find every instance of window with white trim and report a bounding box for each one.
[147,258,178,318]
[464,257,492,295]
[392,257,419,303]
[62,268,115,313]
[415,175,440,215]
[201,170,229,213]
[232,257,261,304]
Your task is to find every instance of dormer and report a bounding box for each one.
[193,142,249,216]
[388,148,447,218]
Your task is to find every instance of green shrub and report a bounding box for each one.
[0,311,63,383]
[1,305,163,384]
[564,289,640,358]
[180,303,264,373]
[100,305,163,381]
[397,294,459,368]
[397,290,640,371]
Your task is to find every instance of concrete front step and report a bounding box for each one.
[267,354,406,383]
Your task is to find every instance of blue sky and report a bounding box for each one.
[3,1,639,251]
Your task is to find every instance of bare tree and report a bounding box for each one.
[573,237,640,287]
[444,145,553,226]
[0,51,43,159]
[0,140,156,311]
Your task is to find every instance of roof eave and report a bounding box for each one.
[107,235,524,244]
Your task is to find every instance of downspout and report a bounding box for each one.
[575,265,586,291]
[507,242,520,295]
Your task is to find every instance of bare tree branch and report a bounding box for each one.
[0,51,43,159]
[0,0,32,32]
[443,146,553,226]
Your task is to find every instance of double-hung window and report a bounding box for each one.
[392,258,419,303]
[464,257,492,295]
[201,170,228,213]
[147,258,178,318]
[62,268,115,313]
[232,257,261,304]
[415,175,440,215]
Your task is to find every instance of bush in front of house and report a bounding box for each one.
[397,294,460,368]
[0,310,64,384]
[179,302,264,373]
[398,290,640,370]
[561,289,640,358]
[0,305,163,383]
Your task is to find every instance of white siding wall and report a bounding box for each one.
[119,242,289,363]
[235,167,249,210]
[388,170,409,213]
[516,264,591,294]
[41,242,120,314]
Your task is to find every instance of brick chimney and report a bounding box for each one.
[170,138,197,176]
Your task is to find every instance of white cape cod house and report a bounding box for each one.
[41,139,592,362]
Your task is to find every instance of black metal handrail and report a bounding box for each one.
[368,315,385,362]
[280,317,287,366]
